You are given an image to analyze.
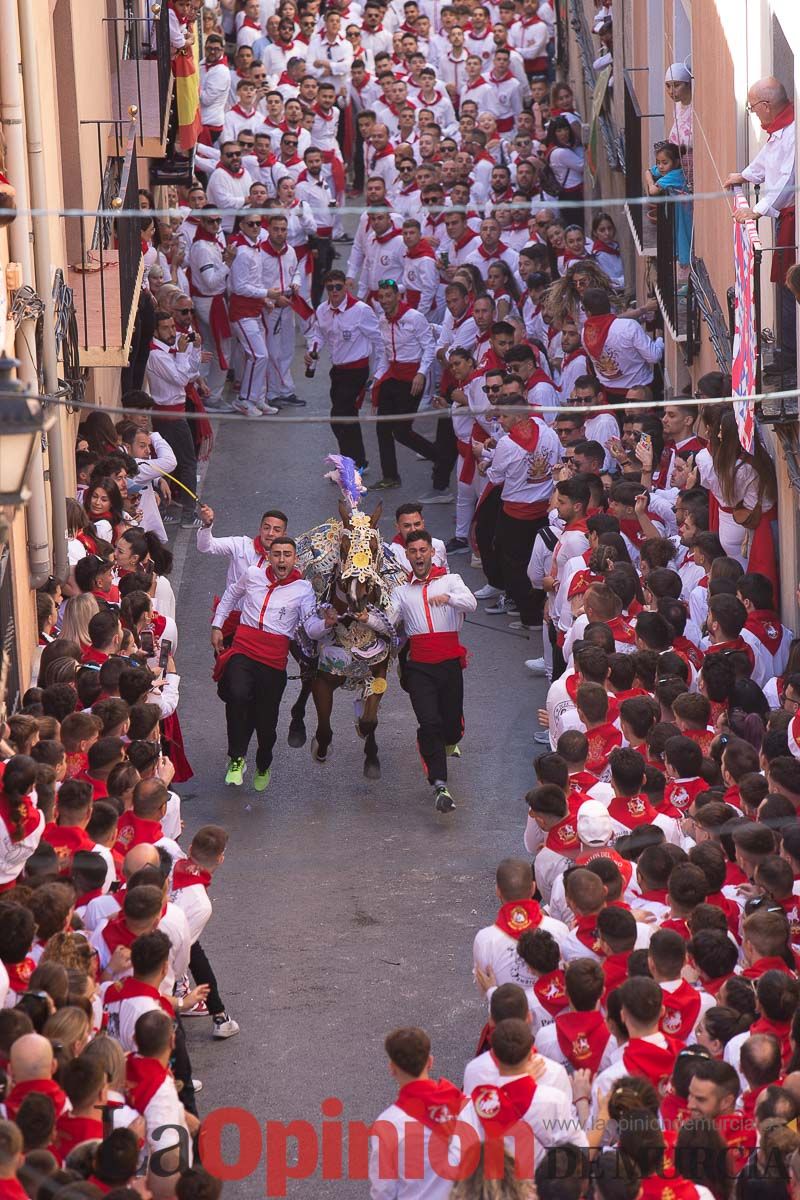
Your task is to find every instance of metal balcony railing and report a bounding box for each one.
[654,197,690,343]
[67,117,143,367]
[105,2,172,154]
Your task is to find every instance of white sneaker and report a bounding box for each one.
[470,554,482,569]
[212,1013,241,1040]
[525,658,547,674]
[256,400,280,415]
[233,398,260,416]
[182,1000,209,1018]
[474,584,502,600]
[534,730,551,744]
[192,1078,203,1093]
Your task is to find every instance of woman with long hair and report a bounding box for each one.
[542,116,585,228]
[543,259,619,326]
[0,756,45,888]
[79,411,120,457]
[486,261,521,320]
[59,593,100,652]
[695,409,778,587]
[82,478,127,545]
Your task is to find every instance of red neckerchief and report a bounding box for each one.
[763,103,795,136]
[673,636,704,670]
[452,229,478,253]
[639,887,669,905]
[592,239,619,255]
[706,892,741,939]
[230,102,257,118]
[582,314,616,360]
[532,969,568,1016]
[312,103,335,121]
[394,1078,465,1133]
[489,70,513,83]
[707,637,755,672]
[745,610,782,655]
[475,240,509,260]
[618,515,663,548]
[0,790,41,840]
[776,894,800,943]
[470,1077,536,1137]
[701,971,734,998]
[265,566,302,585]
[622,1037,680,1094]
[713,1110,757,1172]
[508,419,540,452]
[544,812,579,853]
[329,293,360,315]
[172,858,213,891]
[374,227,402,245]
[466,75,488,90]
[42,823,95,872]
[52,1114,105,1164]
[407,565,448,585]
[660,1086,690,1132]
[240,15,260,29]
[262,238,290,258]
[602,952,630,997]
[661,917,691,939]
[555,1010,610,1075]
[114,811,163,855]
[607,792,658,829]
[105,976,174,1019]
[216,162,245,179]
[405,238,436,260]
[585,723,622,773]
[494,899,543,939]
[751,1015,792,1066]
[101,912,139,956]
[607,615,636,644]
[385,300,412,325]
[5,956,35,993]
[76,886,104,909]
[126,1054,170,1114]
[658,980,701,1041]
[722,783,742,809]
[6,1077,67,1122]
[573,913,604,953]
[742,956,795,980]
[724,860,748,887]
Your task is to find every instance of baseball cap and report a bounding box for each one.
[577,799,613,847]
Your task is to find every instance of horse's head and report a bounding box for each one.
[338,500,383,613]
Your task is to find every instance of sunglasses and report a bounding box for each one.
[484,383,502,393]
[325,282,345,291]
[284,140,298,146]
[225,152,242,158]
[176,307,193,314]
[378,278,398,288]
[204,217,222,224]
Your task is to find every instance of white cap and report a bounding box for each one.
[665,62,692,84]
[577,799,613,846]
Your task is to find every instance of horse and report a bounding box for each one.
[291,500,400,779]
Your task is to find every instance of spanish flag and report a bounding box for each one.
[170,4,201,150]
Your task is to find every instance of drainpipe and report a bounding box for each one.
[0,0,51,586]
[17,0,69,584]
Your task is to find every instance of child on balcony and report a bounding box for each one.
[645,141,693,282]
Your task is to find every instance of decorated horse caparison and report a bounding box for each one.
[290,459,406,779]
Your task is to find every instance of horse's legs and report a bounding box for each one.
[358,691,383,779]
[288,677,312,747]
[311,675,336,762]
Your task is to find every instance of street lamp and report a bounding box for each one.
[0,355,53,507]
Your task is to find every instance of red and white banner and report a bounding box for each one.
[731,193,761,453]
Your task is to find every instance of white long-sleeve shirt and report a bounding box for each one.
[465,241,520,280]
[146,340,195,408]
[188,236,229,297]
[305,35,354,87]
[581,318,664,390]
[229,235,268,304]
[358,229,407,300]
[261,241,301,293]
[375,305,436,378]
[197,526,268,590]
[307,294,383,366]
[130,432,178,544]
[741,117,796,218]
[199,62,230,129]
[486,422,561,507]
[386,571,476,636]
[402,249,439,316]
[205,165,253,232]
[214,565,316,636]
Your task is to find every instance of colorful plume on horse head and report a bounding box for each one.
[324,455,366,509]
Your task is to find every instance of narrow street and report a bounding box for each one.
[171,331,550,1196]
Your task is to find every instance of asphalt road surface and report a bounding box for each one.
[171,286,550,1197]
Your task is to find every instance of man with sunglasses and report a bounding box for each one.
[228,213,276,416]
[305,270,382,470]
[199,35,229,144]
[188,208,237,412]
[205,141,253,234]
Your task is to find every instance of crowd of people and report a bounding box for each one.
[3,0,800,1195]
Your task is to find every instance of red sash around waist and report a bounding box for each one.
[213,624,291,680]
[409,632,466,667]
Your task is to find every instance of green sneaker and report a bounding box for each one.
[434,784,455,813]
[446,744,461,758]
[225,757,246,786]
[253,767,271,792]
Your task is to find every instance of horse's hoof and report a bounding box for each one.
[288,720,307,748]
[311,738,330,763]
[364,758,381,780]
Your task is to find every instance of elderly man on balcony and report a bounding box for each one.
[724,75,796,378]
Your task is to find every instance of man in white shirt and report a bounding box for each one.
[371,280,437,488]
[388,504,449,575]
[146,311,199,528]
[260,214,303,407]
[205,142,253,234]
[465,216,520,279]
[187,208,236,410]
[581,288,664,398]
[127,1011,196,1179]
[473,858,568,989]
[725,76,796,370]
[384,531,476,811]
[305,270,382,470]
[199,36,230,141]
[227,212,275,417]
[119,424,177,544]
[197,504,288,592]
[212,539,317,791]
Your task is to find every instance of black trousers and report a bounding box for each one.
[311,235,334,308]
[432,413,457,492]
[474,486,504,589]
[217,655,287,771]
[171,1016,197,1116]
[405,658,464,785]
[189,941,224,1016]
[152,416,197,514]
[495,509,548,625]
[376,376,437,480]
[330,363,368,465]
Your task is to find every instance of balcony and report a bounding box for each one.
[568,0,619,172]
[653,198,691,343]
[65,119,144,368]
[622,72,657,256]
[106,2,172,158]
